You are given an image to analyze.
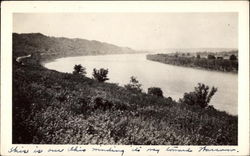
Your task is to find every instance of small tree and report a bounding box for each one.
[180,83,217,108]
[73,64,86,76]
[148,87,163,97]
[207,55,216,60]
[229,54,237,61]
[92,68,109,82]
[124,76,142,93]
[196,54,201,59]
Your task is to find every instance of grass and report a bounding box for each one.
[13,61,237,145]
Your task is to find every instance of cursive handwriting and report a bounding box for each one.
[147,148,160,153]
[47,148,64,152]
[92,147,125,156]
[8,146,29,153]
[199,146,237,152]
[166,146,192,152]
[68,146,86,152]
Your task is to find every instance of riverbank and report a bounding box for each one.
[147,54,238,74]
[13,56,237,145]
[12,33,237,145]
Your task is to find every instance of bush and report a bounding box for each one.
[73,64,86,76]
[229,54,237,61]
[124,76,142,93]
[180,83,217,108]
[89,96,113,111]
[148,87,163,97]
[92,68,109,82]
[207,55,216,60]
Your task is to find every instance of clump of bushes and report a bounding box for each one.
[148,87,163,97]
[73,64,86,76]
[124,76,142,93]
[89,96,113,111]
[180,83,217,108]
[229,54,237,61]
[207,54,216,60]
[93,68,109,82]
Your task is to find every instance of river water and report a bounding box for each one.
[44,53,238,115]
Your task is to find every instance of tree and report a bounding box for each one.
[124,76,142,93]
[229,54,237,61]
[196,54,201,59]
[73,64,86,76]
[148,87,163,97]
[92,68,109,82]
[207,55,216,60]
[180,83,217,108]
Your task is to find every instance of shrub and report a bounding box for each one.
[124,76,142,93]
[148,87,163,97]
[73,64,86,76]
[70,98,88,114]
[89,96,113,111]
[180,83,217,108]
[229,54,237,61]
[92,68,109,82]
[196,54,201,59]
[207,55,216,60]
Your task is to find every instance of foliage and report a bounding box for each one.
[12,33,135,61]
[229,54,237,61]
[124,76,142,93]
[207,54,216,60]
[148,87,163,97]
[73,64,86,76]
[12,32,238,145]
[92,68,109,82]
[147,53,238,73]
[12,64,237,145]
[180,83,218,108]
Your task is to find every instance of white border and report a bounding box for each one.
[1,1,249,156]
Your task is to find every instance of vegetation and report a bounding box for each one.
[147,53,238,73]
[180,83,217,108]
[13,62,237,145]
[73,64,86,76]
[207,54,216,60]
[124,76,142,93]
[148,87,163,97]
[12,33,136,62]
[230,54,237,61]
[92,68,109,82]
[12,33,238,145]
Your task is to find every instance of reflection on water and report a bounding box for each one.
[44,53,238,115]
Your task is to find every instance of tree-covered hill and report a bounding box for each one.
[13,33,136,60]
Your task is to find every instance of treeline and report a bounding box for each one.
[147,53,238,73]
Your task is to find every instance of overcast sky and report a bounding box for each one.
[13,13,238,50]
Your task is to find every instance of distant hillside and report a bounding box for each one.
[13,33,136,60]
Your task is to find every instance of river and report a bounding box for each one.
[44,53,238,115]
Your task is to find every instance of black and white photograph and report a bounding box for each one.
[1,1,249,156]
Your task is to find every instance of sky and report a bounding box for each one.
[13,13,238,50]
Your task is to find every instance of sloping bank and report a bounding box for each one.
[12,33,237,145]
[13,58,237,145]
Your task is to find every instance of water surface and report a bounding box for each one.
[44,53,238,115]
